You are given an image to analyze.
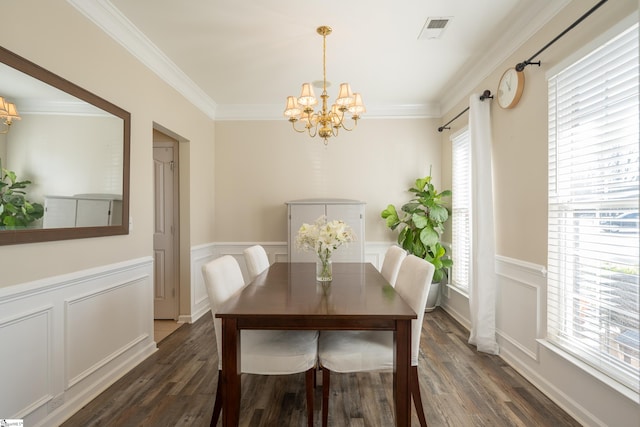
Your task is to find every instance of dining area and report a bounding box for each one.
[60,245,582,426]
[204,242,435,427]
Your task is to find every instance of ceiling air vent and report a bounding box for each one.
[418,17,452,40]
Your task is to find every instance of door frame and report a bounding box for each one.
[153,128,181,320]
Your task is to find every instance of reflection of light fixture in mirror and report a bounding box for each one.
[0,96,21,134]
[283,26,365,145]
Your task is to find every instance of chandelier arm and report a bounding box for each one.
[338,117,358,132]
[290,119,307,133]
[307,121,319,138]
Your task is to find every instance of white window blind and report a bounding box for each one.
[547,23,639,392]
[452,129,471,292]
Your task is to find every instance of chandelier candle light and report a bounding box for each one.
[296,215,356,282]
[283,26,366,145]
[0,96,21,134]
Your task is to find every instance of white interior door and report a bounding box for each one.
[153,135,179,319]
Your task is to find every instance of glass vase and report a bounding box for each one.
[316,257,333,282]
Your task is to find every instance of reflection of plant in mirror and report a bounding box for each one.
[0,160,44,228]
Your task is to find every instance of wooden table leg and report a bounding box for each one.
[394,319,411,427]
[222,318,241,427]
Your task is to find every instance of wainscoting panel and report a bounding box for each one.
[65,276,151,388]
[189,243,217,322]
[495,256,545,361]
[0,257,155,427]
[440,255,638,426]
[0,307,52,419]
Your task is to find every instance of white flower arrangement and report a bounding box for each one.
[296,215,356,262]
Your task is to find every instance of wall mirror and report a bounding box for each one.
[0,45,130,245]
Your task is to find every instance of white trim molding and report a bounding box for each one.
[440,254,639,427]
[66,0,218,119]
[0,257,155,427]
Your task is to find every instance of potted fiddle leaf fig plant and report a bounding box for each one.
[0,160,44,228]
[381,171,452,311]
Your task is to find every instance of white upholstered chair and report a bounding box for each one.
[202,255,318,427]
[380,245,407,287]
[318,255,435,427]
[243,244,270,282]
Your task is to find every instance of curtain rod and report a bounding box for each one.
[438,90,492,132]
[515,0,608,71]
[438,0,608,133]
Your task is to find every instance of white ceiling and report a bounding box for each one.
[69,0,569,120]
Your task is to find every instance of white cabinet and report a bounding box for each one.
[286,199,365,262]
[43,194,122,228]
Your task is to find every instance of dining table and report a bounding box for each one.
[215,261,418,426]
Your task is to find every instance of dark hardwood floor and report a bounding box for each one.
[61,308,581,426]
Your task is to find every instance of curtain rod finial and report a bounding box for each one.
[480,90,493,100]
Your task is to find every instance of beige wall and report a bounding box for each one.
[439,2,639,424]
[0,0,636,425]
[214,118,442,243]
[0,0,216,287]
[440,0,638,265]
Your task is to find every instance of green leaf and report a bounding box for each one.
[411,235,426,258]
[381,204,397,219]
[431,258,443,270]
[0,167,43,227]
[429,204,448,223]
[412,212,429,229]
[419,227,438,247]
[10,180,31,190]
[433,269,444,283]
[415,176,430,191]
[381,205,400,228]
[398,226,408,247]
[401,202,421,213]
[5,170,16,184]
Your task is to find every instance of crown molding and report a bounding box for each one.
[68,0,568,122]
[67,0,218,119]
[214,103,441,121]
[67,0,439,121]
[439,0,571,115]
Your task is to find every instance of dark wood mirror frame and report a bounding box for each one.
[0,45,130,245]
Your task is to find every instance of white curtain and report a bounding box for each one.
[468,93,499,354]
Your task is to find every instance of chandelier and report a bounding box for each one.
[283,26,365,145]
[0,96,20,134]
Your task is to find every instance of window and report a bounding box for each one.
[547,23,639,392]
[451,128,471,292]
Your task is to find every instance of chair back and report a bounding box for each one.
[202,255,246,369]
[380,245,407,287]
[243,245,270,282]
[394,255,436,366]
